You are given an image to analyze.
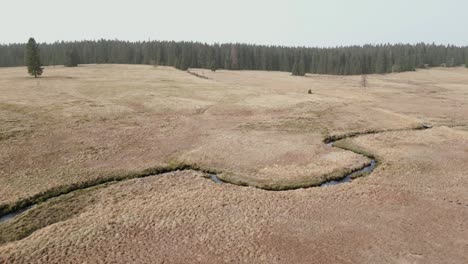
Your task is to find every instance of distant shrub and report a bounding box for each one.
[291,56,306,76]
[210,60,217,72]
[392,64,402,73]
[447,58,455,67]
[64,48,80,67]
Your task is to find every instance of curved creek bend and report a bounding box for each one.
[0,125,432,224]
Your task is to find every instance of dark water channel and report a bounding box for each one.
[0,205,35,224]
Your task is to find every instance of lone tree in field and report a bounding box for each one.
[292,55,305,76]
[25,38,43,78]
[210,60,217,72]
[65,47,80,67]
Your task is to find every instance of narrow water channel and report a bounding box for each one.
[209,174,223,184]
[3,125,431,224]
[320,160,376,187]
[0,205,35,224]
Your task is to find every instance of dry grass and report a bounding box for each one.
[0,161,218,216]
[1,130,467,264]
[1,65,468,263]
[0,184,106,244]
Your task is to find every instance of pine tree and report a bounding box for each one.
[210,60,217,72]
[291,60,298,75]
[25,38,43,78]
[375,49,387,74]
[65,47,80,67]
[297,55,305,76]
[292,54,305,76]
[230,45,239,70]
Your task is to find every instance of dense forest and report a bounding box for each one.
[1,40,467,75]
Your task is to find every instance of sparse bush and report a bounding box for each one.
[64,47,80,67]
[210,60,217,72]
[392,64,402,73]
[447,58,455,67]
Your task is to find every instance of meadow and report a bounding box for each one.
[0,65,467,263]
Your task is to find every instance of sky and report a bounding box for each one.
[2,0,467,47]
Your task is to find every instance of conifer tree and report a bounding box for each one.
[292,54,305,76]
[25,38,43,78]
[210,60,217,72]
[291,60,298,75]
[230,45,239,70]
[297,56,305,76]
[375,49,387,74]
[65,47,80,67]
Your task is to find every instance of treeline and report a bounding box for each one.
[1,40,467,75]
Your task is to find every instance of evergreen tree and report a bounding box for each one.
[297,56,305,76]
[230,45,239,70]
[65,47,80,67]
[210,60,217,72]
[375,48,387,74]
[292,54,305,76]
[291,60,298,75]
[25,38,43,78]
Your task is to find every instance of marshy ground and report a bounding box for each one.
[0,65,467,263]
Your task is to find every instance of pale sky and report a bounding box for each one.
[2,0,467,46]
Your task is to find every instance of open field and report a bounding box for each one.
[1,65,468,263]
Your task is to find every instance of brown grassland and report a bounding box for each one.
[0,65,467,263]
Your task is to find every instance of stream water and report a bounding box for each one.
[0,156,375,224]
[209,174,223,184]
[0,205,35,224]
[320,160,376,187]
[0,129,394,224]
[321,140,377,187]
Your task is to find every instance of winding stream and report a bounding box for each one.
[320,140,378,187]
[320,160,377,187]
[0,125,432,224]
